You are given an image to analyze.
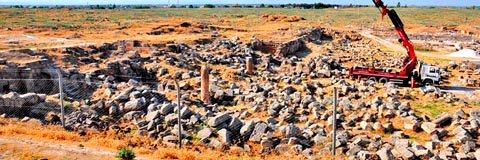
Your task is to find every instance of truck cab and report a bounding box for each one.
[417,64,441,86]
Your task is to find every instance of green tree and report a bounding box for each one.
[267,5,274,8]
[396,2,401,8]
[234,3,239,8]
[204,4,215,8]
[260,4,265,8]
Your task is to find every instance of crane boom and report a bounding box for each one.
[348,1,441,88]
[372,0,417,76]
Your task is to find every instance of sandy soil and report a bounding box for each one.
[0,136,119,160]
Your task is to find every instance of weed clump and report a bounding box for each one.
[115,148,135,160]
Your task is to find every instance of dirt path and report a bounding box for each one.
[359,31,480,61]
[0,33,99,52]
[0,42,97,52]
[0,136,148,160]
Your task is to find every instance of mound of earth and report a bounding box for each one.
[261,14,305,22]
[446,49,480,59]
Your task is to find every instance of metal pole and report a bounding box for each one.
[56,69,65,129]
[332,87,337,156]
[174,79,182,148]
[357,4,360,18]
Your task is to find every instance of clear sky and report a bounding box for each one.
[0,0,478,6]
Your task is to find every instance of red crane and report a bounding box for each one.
[349,0,441,87]
[373,0,417,76]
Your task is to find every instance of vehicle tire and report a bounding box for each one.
[424,79,434,86]
[368,77,377,83]
[379,77,388,84]
[403,79,409,86]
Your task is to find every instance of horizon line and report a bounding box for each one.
[0,3,475,7]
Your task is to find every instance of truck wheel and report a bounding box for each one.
[403,79,409,86]
[379,78,388,84]
[424,79,433,86]
[368,77,377,83]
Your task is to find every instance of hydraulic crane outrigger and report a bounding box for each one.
[348,0,441,87]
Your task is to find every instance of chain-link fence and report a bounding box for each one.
[0,78,60,118]
[0,70,175,122]
[0,69,60,119]
[0,66,339,144]
[0,68,192,145]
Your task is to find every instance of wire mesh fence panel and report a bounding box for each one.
[57,77,179,131]
[0,78,61,122]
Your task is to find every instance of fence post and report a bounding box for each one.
[174,79,182,148]
[56,69,65,129]
[332,87,337,156]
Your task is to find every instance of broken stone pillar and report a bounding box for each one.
[246,57,253,74]
[201,65,210,104]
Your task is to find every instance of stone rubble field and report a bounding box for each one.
[1,24,480,160]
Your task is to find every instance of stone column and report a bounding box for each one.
[201,65,210,104]
[246,57,253,74]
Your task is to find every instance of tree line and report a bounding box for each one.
[7,4,478,10]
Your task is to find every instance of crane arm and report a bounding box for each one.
[372,0,417,76]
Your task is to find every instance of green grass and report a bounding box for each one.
[473,102,480,107]
[415,103,447,118]
[1,7,479,30]
[129,128,138,135]
[381,49,395,53]
[63,100,73,108]
[415,48,434,52]
[417,55,451,65]
[231,155,256,160]
[62,155,72,160]
[191,135,202,141]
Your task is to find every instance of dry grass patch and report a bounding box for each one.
[1,118,346,160]
[0,144,54,160]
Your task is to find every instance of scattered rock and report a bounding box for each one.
[208,113,231,127]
